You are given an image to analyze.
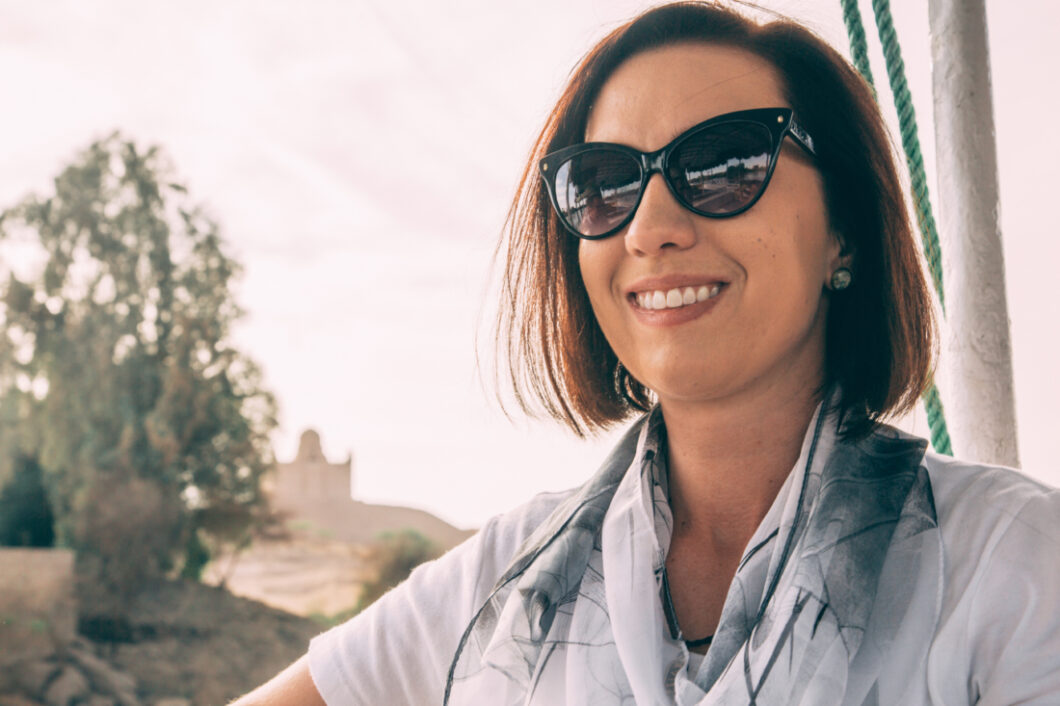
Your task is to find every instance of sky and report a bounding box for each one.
[1,0,1057,528]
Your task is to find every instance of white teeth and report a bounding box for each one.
[636,284,723,310]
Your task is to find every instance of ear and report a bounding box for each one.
[825,229,854,282]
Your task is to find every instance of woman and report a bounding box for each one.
[235,3,1060,704]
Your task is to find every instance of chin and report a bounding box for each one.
[633,360,740,405]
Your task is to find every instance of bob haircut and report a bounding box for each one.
[495,0,936,438]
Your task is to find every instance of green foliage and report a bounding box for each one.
[190,501,261,586]
[354,529,441,613]
[305,529,443,627]
[308,605,361,629]
[180,527,212,581]
[0,454,55,546]
[0,133,277,595]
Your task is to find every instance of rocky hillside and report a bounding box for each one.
[0,578,321,706]
[203,505,475,618]
[203,529,368,617]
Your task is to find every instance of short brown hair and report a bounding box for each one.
[495,1,936,437]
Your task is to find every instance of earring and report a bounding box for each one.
[830,267,853,291]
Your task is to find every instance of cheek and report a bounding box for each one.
[577,242,618,316]
[773,206,836,282]
[745,225,831,324]
[577,247,599,315]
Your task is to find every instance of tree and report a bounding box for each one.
[0,133,277,595]
[0,454,54,547]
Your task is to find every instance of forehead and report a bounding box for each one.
[585,42,789,149]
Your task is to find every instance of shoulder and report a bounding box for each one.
[924,452,1059,559]
[396,485,578,609]
[306,488,575,706]
[924,451,1059,596]
[477,488,578,570]
[923,453,1060,704]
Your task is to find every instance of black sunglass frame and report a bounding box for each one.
[538,107,817,240]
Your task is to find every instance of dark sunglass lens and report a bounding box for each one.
[554,150,641,237]
[668,122,772,215]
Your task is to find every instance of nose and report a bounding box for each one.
[623,173,697,256]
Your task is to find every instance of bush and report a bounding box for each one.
[355,529,441,612]
[0,455,55,547]
[75,471,182,619]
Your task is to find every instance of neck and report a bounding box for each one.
[660,379,823,554]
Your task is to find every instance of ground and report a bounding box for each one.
[82,578,321,705]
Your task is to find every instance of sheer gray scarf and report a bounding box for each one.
[445,406,941,705]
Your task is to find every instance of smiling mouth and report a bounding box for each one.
[631,284,724,311]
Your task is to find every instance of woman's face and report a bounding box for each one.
[579,42,845,410]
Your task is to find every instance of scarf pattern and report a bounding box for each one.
[445,407,941,705]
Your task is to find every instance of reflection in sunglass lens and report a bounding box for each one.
[668,122,772,215]
[554,150,642,237]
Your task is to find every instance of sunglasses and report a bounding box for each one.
[538,107,816,240]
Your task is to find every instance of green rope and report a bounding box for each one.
[839,0,877,93]
[922,383,953,455]
[870,0,946,312]
[840,0,954,455]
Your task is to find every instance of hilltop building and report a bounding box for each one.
[213,429,473,617]
[271,429,354,519]
[266,429,471,548]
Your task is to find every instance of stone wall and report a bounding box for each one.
[0,548,76,666]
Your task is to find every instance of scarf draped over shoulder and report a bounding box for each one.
[445,406,941,706]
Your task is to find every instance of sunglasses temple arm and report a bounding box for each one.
[787,117,817,156]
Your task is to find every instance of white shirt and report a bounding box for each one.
[308,424,1060,705]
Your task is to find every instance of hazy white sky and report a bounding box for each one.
[2,0,1057,528]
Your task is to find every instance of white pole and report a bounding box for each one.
[928,0,1019,467]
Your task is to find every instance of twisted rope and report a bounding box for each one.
[921,383,953,456]
[871,0,946,311]
[839,0,877,92]
[840,0,954,455]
